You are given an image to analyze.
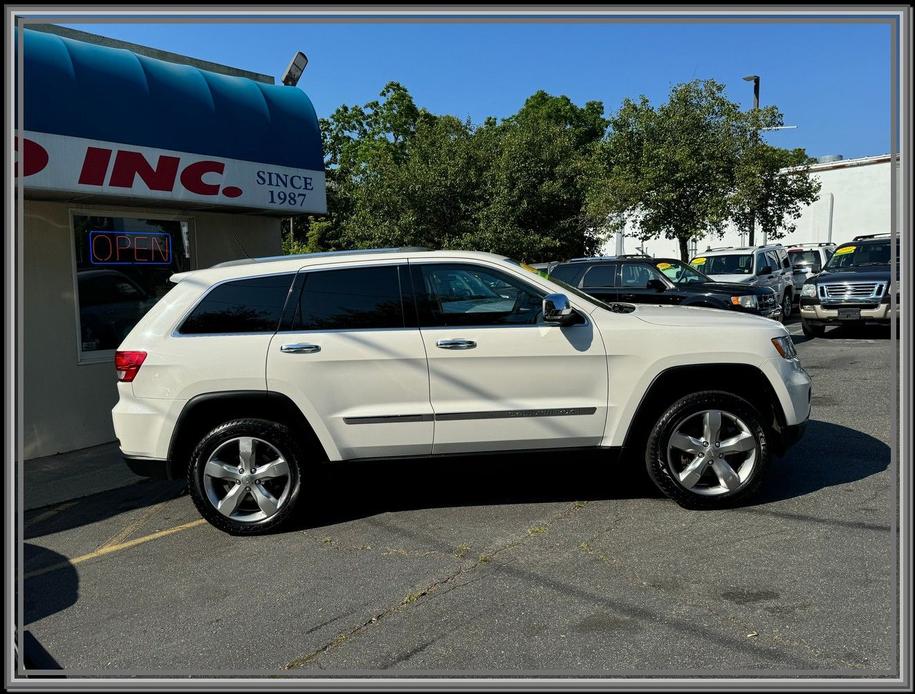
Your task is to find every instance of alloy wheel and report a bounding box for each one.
[202,436,293,523]
[666,409,758,496]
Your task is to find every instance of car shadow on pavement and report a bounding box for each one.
[294,449,660,531]
[294,419,889,530]
[790,323,892,346]
[24,480,187,540]
[749,419,890,506]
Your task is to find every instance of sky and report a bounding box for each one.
[63,20,893,160]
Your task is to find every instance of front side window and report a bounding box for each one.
[414,264,545,326]
[656,260,708,284]
[620,263,666,288]
[290,265,405,331]
[180,274,295,335]
[73,214,191,354]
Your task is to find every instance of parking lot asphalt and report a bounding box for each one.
[22,318,898,677]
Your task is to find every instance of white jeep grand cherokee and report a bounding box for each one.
[113,248,811,535]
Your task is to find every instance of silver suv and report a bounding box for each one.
[690,244,795,321]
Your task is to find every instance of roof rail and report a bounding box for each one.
[788,242,837,249]
[616,253,651,259]
[211,247,431,269]
[852,233,891,241]
[568,255,616,262]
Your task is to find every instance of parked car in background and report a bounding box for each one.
[548,256,781,320]
[689,245,795,321]
[787,243,836,299]
[113,248,810,534]
[799,234,896,337]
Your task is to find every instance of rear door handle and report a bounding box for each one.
[436,338,477,350]
[280,343,321,354]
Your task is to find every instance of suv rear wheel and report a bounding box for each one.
[645,392,770,509]
[188,418,305,535]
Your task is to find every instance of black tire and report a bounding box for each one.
[187,418,305,535]
[780,291,793,322]
[645,391,770,510]
[801,319,825,338]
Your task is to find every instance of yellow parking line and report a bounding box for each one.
[24,518,208,580]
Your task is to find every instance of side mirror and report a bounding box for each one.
[757,265,773,276]
[646,278,666,292]
[543,293,574,325]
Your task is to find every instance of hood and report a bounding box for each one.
[812,267,895,283]
[624,303,777,328]
[704,273,757,285]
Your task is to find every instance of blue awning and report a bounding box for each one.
[23,28,324,172]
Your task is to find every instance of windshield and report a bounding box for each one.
[789,250,822,272]
[509,258,615,311]
[691,254,754,275]
[655,260,709,284]
[824,241,890,270]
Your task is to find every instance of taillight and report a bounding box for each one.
[115,351,147,382]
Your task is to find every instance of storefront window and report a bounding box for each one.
[72,214,191,355]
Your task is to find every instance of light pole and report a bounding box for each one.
[743,74,760,246]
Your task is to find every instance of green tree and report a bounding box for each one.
[731,141,822,244]
[587,79,819,261]
[289,84,608,262]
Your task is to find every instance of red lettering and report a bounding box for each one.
[116,234,131,261]
[109,151,180,191]
[180,160,224,195]
[92,234,113,262]
[79,147,112,185]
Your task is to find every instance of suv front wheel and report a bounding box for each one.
[188,418,305,535]
[645,392,770,509]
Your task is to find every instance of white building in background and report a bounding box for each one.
[600,153,894,259]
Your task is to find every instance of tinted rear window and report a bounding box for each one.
[549,263,586,286]
[179,274,294,335]
[291,266,404,331]
[582,264,616,288]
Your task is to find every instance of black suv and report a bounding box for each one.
[799,234,896,337]
[548,256,782,319]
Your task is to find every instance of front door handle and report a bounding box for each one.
[280,343,321,354]
[436,338,477,350]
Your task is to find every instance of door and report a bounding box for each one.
[410,261,609,455]
[755,251,779,297]
[617,263,681,305]
[266,263,433,460]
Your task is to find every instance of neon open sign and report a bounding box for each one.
[89,230,172,266]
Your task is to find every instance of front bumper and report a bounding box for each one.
[800,302,891,325]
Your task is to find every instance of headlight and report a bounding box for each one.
[801,284,817,298]
[730,295,758,309]
[771,335,798,360]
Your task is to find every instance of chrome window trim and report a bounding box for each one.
[344,407,597,425]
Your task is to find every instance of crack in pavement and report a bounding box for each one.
[282,499,589,670]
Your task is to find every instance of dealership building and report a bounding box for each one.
[19,26,326,459]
